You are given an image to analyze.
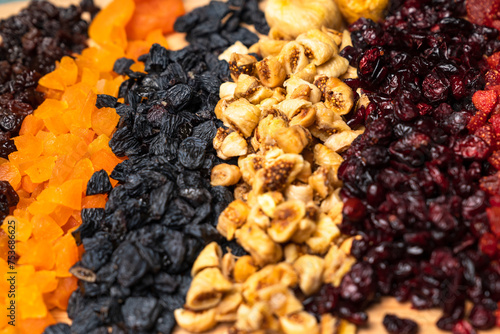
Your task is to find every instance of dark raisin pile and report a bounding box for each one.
[174,0,269,54]
[43,1,266,334]
[305,0,500,331]
[0,0,98,159]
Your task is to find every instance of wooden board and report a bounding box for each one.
[0,1,498,333]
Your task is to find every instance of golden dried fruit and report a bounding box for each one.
[324,130,360,153]
[289,106,317,127]
[314,76,354,114]
[229,53,257,81]
[273,125,312,154]
[285,184,314,203]
[293,254,325,295]
[256,56,287,88]
[224,98,261,137]
[279,311,320,334]
[334,0,388,24]
[257,191,284,217]
[284,77,322,103]
[279,42,310,75]
[315,55,350,78]
[211,163,242,186]
[265,0,343,39]
[236,223,282,266]
[268,200,306,243]
[175,308,217,333]
[217,131,248,160]
[306,213,340,254]
[191,242,222,277]
[185,268,232,311]
[217,199,250,240]
[234,255,259,283]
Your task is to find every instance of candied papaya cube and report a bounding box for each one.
[17,239,55,270]
[36,131,57,156]
[16,264,35,287]
[0,162,21,189]
[24,156,57,183]
[126,40,151,61]
[81,67,100,87]
[91,107,120,137]
[91,149,122,174]
[69,158,95,185]
[13,133,43,159]
[53,233,79,277]
[38,179,84,210]
[44,115,70,135]
[38,70,65,91]
[49,205,74,227]
[71,128,96,146]
[33,270,58,293]
[49,155,78,187]
[82,194,108,209]
[88,134,112,155]
[61,216,81,234]
[19,114,45,136]
[59,56,78,86]
[21,175,38,193]
[146,28,169,49]
[43,276,77,310]
[27,200,58,217]
[18,313,55,334]
[1,216,32,242]
[34,99,67,120]
[32,215,63,242]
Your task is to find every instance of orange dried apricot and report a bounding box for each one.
[125,0,185,40]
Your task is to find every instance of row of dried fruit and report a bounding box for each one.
[1,0,500,334]
[0,0,184,332]
[175,0,500,334]
[175,26,364,333]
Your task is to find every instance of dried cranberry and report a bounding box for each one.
[383,314,418,334]
[468,304,496,330]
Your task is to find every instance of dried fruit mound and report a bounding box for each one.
[304,0,500,332]
[0,0,98,160]
[44,1,267,334]
[0,0,184,333]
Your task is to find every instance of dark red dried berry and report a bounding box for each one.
[383,314,418,334]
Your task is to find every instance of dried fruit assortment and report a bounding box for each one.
[0,0,179,332]
[0,0,98,159]
[176,27,366,333]
[0,0,98,229]
[303,0,500,332]
[2,0,500,334]
[48,1,268,334]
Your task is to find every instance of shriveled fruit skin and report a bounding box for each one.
[62,1,267,334]
[306,0,500,332]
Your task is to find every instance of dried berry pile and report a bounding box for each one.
[0,0,98,159]
[49,2,267,334]
[469,53,500,267]
[304,0,500,332]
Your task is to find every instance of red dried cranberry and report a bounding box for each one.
[343,198,367,222]
[452,320,477,334]
[383,314,418,334]
[468,304,496,330]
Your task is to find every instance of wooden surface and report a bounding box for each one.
[1,1,498,333]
